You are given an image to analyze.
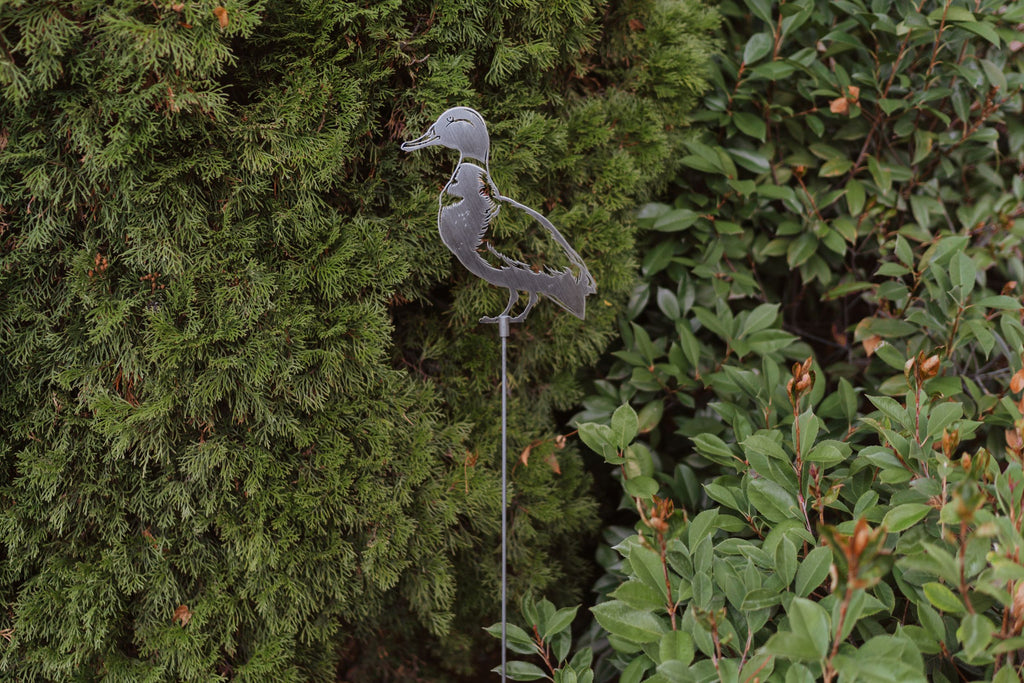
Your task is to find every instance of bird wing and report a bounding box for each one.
[495,195,596,293]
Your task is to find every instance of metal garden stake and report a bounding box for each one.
[402,107,595,680]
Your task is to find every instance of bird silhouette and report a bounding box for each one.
[402,107,596,323]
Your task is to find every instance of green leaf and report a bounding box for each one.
[867,156,892,195]
[692,433,738,467]
[734,112,767,142]
[776,536,798,588]
[624,475,659,499]
[738,303,780,339]
[542,606,579,640]
[742,434,789,461]
[486,622,538,655]
[787,232,817,268]
[806,441,845,466]
[957,613,996,659]
[638,400,664,434]
[730,148,771,173]
[621,655,654,683]
[657,288,681,320]
[925,402,962,440]
[980,58,1008,91]
[820,158,853,177]
[977,295,1022,310]
[789,597,830,658]
[748,477,799,523]
[993,665,1022,683]
[793,409,818,458]
[923,582,965,614]
[497,660,549,680]
[612,580,666,611]
[747,329,798,355]
[882,504,933,533]
[743,32,774,64]
[652,209,700,232]
[746,0,774,23]
[846,179,866,214]
[693,306,732,341]
[687,509,719,547]
[763,631,821,661]
[866,395,910,428]
[959,20,1000,46]
[631,323,657,365]
[928,6,975,21]
[591,600,668,644]
[659,631,695,666]
[612,403,640,449]
[742,587,783,610]
[578,422,618,461]
[825,281,874,300]
[795,546,832,597]
[950,251,976,299]
[676,321,701,369]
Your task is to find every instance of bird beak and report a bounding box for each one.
[401,126,440,152]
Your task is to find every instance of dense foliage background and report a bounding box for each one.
[0,0,716,680]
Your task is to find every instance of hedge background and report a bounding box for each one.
[0,0,716,679]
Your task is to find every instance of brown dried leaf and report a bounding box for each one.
[554,434,567,450]
[520,439,543,467]
[628,19,644,31]
[921,354,940,379]
[1011,368,1024,394]
[213,6,228,28]
[862,334,883,356]
[846,85,860,103]
[544,451,561,475]
[1006,428,1023,452]
[831,323,847,348]
[173,604,192,626]
[830,96,849,115]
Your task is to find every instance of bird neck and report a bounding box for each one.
[459,151,489,170]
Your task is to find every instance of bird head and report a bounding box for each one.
[401,107,490,166]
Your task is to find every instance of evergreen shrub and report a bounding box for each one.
[497,0,1024,681]
[0,0,716,679]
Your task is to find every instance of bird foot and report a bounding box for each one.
[480,314,516,325]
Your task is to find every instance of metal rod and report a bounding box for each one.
[499,314,510,682]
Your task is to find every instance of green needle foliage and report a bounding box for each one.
[0,0,716,679]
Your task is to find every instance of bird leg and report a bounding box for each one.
[509,291,537,323]
[480,289,519,324]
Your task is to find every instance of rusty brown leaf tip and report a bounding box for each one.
[1010,368,1024,394]
[213,6,229,28]
[173,604,192,626]
[862,334,883,357]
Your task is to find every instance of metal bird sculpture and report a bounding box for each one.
[401,107,596,323]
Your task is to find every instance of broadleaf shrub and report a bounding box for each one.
[546,0,1024,681]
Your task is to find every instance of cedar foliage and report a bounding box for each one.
[0,0,716,679]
